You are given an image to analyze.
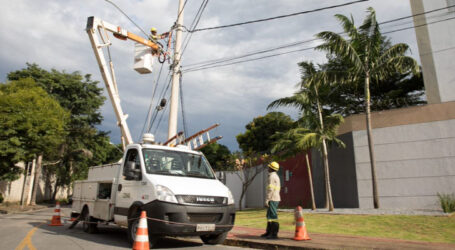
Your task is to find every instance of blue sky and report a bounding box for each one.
[0,0,422,151]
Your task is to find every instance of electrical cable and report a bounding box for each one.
[183,4,455,70]
[181,0,209,57]
[182,6,455,73]
[149,74,173,132]
[183,46,316,73]
[139,61,166,139]
[104,0,149,37]
[153,93,170,135]
[189,0,369,32]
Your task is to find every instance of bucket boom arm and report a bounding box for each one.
[86,16,160,146]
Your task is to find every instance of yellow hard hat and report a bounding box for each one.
[268,161,279,171]
[151,27,157,33]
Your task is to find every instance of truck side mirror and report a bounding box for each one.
[124,161,142,180]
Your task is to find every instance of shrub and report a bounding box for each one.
[437,193,455,213]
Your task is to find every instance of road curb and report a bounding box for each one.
[0,204,54,217]
[223,238,325,250]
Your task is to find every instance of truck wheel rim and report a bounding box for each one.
[131,220,138,240]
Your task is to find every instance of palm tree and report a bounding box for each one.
[315,7,419,208]
[268,62,345,211]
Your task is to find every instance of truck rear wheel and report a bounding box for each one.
[200,232,228,245]
[82,208,97,234]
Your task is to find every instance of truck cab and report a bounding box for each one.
[72,141,235,246]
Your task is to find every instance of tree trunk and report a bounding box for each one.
[52,178,59,201]
[239,186,246,211]
[321,139,334,211]
[365,75,380,209]
[25,158,36,205]
[315,89,334,211]
[30,154,43,206]
[20,163,29,207]
[305,154,316,210]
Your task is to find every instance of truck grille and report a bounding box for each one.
[188,213,222,223]
[176,195,227,206]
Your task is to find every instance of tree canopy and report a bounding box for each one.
[0,78,69,181]
[236,112,295,155]
[6,64,121,196]
[199,142,232,171]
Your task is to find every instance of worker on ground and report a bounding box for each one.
[149,27,169,42]
[261,161,281,239]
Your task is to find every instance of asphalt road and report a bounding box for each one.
[1,207,253,250]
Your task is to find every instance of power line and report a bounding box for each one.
[182,6,455,73]
[183,5,454,70]
[181,0,209,57]
[383,16,455,35]
[183,46,316,73]
[380,4,455,25]
[189,0,369,32]
[104,0,148,37]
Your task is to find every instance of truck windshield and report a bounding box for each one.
[142,149,215,179]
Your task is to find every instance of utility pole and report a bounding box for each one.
[168,0,185,140]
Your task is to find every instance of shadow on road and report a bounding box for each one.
[29,221,205,249]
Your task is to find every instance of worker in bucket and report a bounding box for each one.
[261,161,281,239]
[150,27,169,42]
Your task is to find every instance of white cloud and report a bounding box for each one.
[0,0,419,151]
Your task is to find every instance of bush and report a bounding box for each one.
[437,193,455,213]
[0,193,3,203]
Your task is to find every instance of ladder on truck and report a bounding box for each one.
[164,124,222,151]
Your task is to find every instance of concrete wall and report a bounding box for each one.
[312,133,359,208]
[0,162,68,203]
[245,165,267,208]
[219,165,268,210]
[410,0,455,103]
[331,101,455,210]
[222,171,246,210]
[353,119,455,209]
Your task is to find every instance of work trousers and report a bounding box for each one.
[266,201,279,221]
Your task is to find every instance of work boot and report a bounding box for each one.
[266,222,279,239]
[260,222,271,237]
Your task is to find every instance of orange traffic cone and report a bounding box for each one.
[293,206,311,241]
[132,211,150,250]
[49,201,63,226]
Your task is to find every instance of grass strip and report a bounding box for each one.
[235,209,455,243]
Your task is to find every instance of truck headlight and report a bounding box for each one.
[227,189,235,205]
[156,185,178,203]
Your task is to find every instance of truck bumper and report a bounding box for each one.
[141,200,235,236]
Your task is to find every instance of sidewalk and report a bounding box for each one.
[225,226,455,250]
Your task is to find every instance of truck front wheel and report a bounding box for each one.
[127,210,158,247]
[200,232,228,245]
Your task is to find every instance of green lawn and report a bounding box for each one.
[235,209,455,243]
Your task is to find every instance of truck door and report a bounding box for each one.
[114,148,142,226]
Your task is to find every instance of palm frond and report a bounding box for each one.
[267,93,311,111]
[316,31,364,72]
[374,43,410,69]
[335,14,358,39]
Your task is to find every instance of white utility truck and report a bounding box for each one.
[71,136,235,245]
[71,14,235,247]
